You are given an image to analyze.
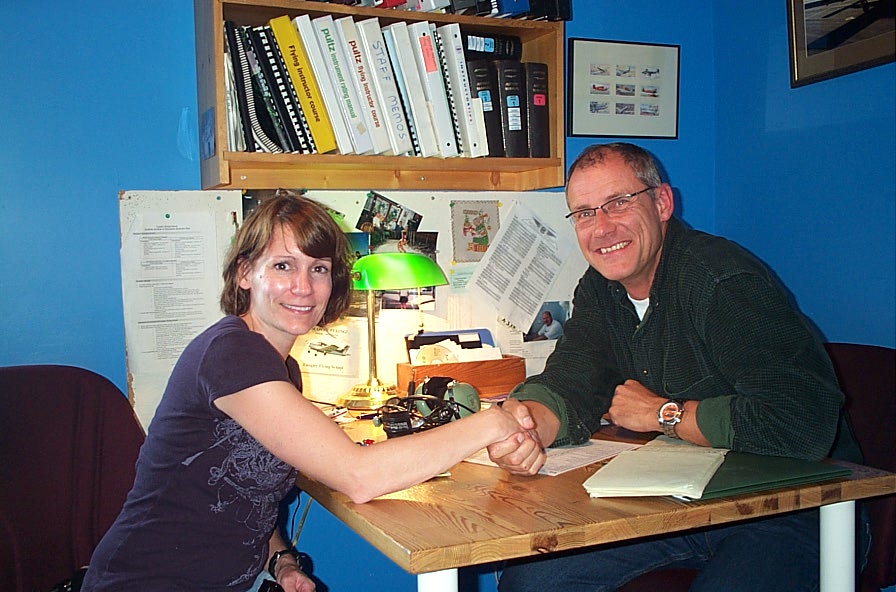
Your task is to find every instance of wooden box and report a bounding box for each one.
[396,355,526,399]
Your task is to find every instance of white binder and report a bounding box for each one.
[381,21,439,158]
[311,15,374,155]
[406,21,459,158]
[356,17,414,156]
[436,23,487,158]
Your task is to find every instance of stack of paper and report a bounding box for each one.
[582,437,729,499]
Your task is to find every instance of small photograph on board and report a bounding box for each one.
[381,286,437,310]
[523,301,571,342]
[346,231,371,261]
[411,231,438,258]
[354,192,440,311]
[355,191,423,253]
[345,232,371,318]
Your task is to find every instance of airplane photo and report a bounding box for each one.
[306,341,351,356]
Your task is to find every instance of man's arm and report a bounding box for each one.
[677,268,844,460]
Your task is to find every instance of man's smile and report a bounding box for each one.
[599,240,631,254]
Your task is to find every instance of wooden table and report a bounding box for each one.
[295,422,896,592]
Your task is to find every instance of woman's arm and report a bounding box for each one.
[215,381,534,503]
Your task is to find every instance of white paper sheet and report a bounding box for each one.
[466,439,641,476]
[466,202,574,333]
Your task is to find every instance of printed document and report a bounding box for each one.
[466,439,640,476]
[467,202,574,333]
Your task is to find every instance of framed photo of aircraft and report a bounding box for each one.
[567,38,679,139]
[787,0,895,87]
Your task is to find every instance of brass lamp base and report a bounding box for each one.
[339,381,400,410]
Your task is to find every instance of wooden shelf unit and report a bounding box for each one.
[194,0,565,190]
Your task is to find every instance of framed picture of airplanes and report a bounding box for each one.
[787,0,895,87]
[567,38,680,138]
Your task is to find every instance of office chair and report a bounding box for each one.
[0,364,145,592]
[618,342,895,592]
[824,342,896,592]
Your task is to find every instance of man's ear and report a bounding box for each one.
[654,183,675,222]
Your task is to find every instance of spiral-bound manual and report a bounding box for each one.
[246,25,313,154]
[406,21,458,158]
[224,21,285,153]
[436,23,487,158]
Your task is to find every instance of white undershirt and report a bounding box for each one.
[628,295,650,321]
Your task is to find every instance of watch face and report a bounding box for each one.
[659,401,681,423]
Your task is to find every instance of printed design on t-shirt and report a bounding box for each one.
[200,418,294,585]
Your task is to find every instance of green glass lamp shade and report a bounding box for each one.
[351,253,448,291]
[339,253,448,410]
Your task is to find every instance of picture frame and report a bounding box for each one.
[787,0,895,87]
[567,38,680,139]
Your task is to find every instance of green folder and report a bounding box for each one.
[690,452,852,500]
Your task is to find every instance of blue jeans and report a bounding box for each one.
[499,509,869,592]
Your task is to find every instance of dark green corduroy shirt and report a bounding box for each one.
[512,218,861,462]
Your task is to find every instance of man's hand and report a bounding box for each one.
[608,380,710,446]
[606,379,665,432]
[486,399,549,475]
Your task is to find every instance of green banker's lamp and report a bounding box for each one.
[339,252,448,410]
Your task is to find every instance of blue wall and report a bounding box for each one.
[1,1,893,591]
[0,2,200,388]
[712,3,895,347]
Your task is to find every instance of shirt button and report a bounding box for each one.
[642,369,649,376]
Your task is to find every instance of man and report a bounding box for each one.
[488,143,863,592]
[532,310,563,341]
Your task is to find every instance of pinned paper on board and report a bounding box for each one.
[450,200,500,263]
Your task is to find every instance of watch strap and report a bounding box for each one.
[268,548,299,579]
[662,417,681,438]
[659,399,686,439]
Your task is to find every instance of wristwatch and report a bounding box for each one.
[657,399,686,439]
[268,548,300,579]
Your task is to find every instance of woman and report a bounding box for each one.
[83,195,539,591]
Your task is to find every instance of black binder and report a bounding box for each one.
[223,21,254,151]
[448,0,478,13]
[246,25,313,154]
[523,62,549,158]
[242,27,294,152]
[494,59,528,158]
[466,59,504,157]
[223,21,284,153]
[462,32,522,61]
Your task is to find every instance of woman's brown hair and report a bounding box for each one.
[220,194,353,325]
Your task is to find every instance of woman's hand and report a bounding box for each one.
[276,561,316,592]
[486,400,548,475]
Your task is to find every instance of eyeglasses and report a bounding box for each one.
[565,187,657,226]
